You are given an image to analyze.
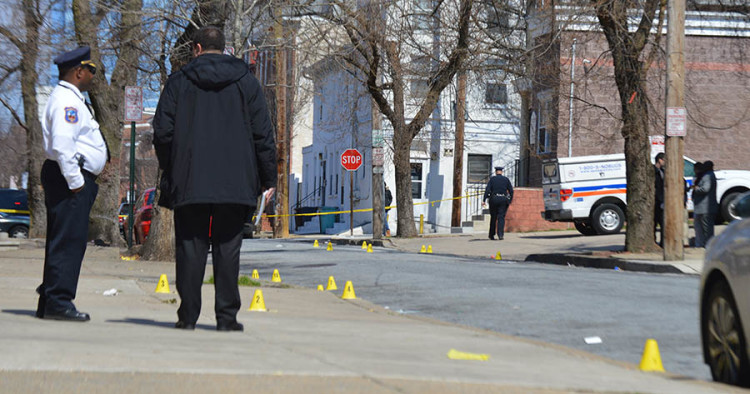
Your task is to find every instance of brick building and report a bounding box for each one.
[519,1,750,187]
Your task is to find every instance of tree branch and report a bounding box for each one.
[0,96,28,131]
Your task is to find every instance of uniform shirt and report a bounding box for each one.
[484,174,514,203]
[42,81,107,189]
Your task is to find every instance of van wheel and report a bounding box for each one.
[574,220,597,236]
[591,204,624,235]
[720,192,742,223]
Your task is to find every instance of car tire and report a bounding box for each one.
[591,203,624,235]
[702,280,750,387]
[8,225,29,239]
[574,220,597,236]
[720,191,742,223]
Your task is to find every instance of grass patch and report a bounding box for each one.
[204,275,260,287]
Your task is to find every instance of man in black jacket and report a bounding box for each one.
[153,26,276,332]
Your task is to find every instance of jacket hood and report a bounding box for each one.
[181,53,248,89]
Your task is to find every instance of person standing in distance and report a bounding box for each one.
[483,166,513,240]
[37,46,109,321]
[653,152,665,247]
[153,26,277,332]
[692,160,718,247]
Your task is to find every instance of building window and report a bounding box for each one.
[485,82,507,104]
[467,154,492,183]
[484,2,510,32]
[538,127,550,153]
[411,163,423,199]
[410,79,430,98]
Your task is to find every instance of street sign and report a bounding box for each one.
[341,149,363,171]
[124,86,143,122]
[666,107,686,137]
[373,147,384,166]
[372,129,384,147]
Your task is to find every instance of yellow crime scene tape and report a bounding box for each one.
[254,192,484,220]
[0,208,31,215]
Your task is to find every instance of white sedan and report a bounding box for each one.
[700,193,750,387]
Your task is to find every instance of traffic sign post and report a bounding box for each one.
[124,86,143,248]
[341,149,363,235]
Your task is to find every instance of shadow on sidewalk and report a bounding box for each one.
[2,309,36,318]
[106,318,214,331]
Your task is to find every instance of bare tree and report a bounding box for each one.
[298,0,475,237]
[0,0,49,238]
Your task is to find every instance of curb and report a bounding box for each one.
[525,253,686,275]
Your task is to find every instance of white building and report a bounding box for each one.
[295,56,521,235]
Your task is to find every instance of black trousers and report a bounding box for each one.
[654,204,664,246]
[37,160,98,315]
[488,202,509,238]
[174,203,249,325]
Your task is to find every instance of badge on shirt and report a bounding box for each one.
[64,107,79,124]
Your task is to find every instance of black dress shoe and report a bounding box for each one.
[35,286,45,319]
[217,321,244,332]
[43,308,90,322]
[497,237,504,240]
[175,321,196,330]
[489,236,495,240]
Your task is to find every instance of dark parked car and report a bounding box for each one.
[0,189,30,238]
[0,212,30,238]
[700,192,750,387]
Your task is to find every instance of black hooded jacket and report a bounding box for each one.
[153,54,276,209]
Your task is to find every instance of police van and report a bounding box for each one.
[541,154,750,235]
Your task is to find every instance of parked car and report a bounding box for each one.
[118,201,131,238]
[0,189,29,215]
[0,189,30,238]
[0,212,30,238]
[700,192,750,387]
[123,188,155,245]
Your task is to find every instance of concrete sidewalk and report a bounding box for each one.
[379,230,706,275]
[0,244,741,393]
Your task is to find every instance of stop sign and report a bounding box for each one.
[341,149,363,171]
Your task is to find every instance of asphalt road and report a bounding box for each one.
[233,238,711,381]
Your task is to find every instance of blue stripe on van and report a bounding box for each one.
[573,184,627,192]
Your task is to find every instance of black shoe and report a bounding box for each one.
[497,237,504,240]
[35,286,45,318]
[175,321,196,330]
[217,321,244,332]
[43,308,90,322]
[489,236,495,240]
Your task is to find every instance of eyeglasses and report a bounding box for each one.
[84,65,97,75]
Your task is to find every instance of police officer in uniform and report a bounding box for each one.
[36,46,108,321]
[483,166,513,240]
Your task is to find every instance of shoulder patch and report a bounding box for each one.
[64,107,79,123]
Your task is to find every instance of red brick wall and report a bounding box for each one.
[506,188,573,232]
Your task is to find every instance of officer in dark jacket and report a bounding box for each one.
[653,152,665,247]
[153,26,276,332]
[483,166,513,240]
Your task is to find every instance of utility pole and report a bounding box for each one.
[273,0,290,238]
[451,70,466,228]
[664,0,686,260]
[372,101,384,240]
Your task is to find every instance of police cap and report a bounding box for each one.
[494,166,504,171]
[54,46,96,72]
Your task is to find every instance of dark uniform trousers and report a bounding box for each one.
[489,201,509,239]
[174,203,249,326]
[37,160,98,316]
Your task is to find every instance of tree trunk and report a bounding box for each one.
[393,125,417,237]
[595,0,661,253]
[139,205,175,261]
[19,0,45,238]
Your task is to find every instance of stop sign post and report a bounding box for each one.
[341,149,363,171]
[341,149,363,235]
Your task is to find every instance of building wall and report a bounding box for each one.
[553,28,750,175]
